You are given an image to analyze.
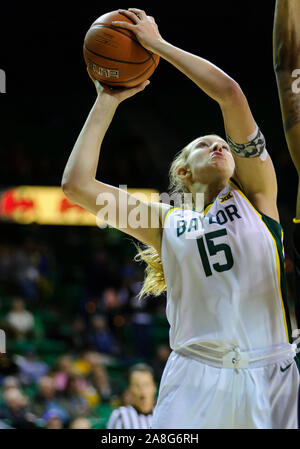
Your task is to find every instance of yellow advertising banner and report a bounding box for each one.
[0,186,160,226]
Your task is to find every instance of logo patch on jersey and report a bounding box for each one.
[219,192,233,203]
[280,362,293,373]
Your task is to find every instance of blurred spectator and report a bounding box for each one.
[11,239,40,302]
[98,288,127,340]
[84,249,120,298]
[29,375,69,423]
[102,287,123,310]
[69,417,92,429]
[128,282,154,359]
[72,356,92,377]
[5,297,34,340]
[57,359,101,410]
[79,349,115,369]
[42,409,64,429]
[0,388,37,429]
[14,347,49,385]
[88,315,120,356]
[120,258,138,282]
[87,363,112,403]
[2,376,21,391]
[52,354,74,392]
[57,374,91,420]
[106,363,156,429]
[69,317,91,352]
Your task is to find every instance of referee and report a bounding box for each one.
[106,363,157,429]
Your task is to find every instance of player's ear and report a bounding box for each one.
[177,166,192,181]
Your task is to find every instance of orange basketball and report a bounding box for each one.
[83,10,160,88]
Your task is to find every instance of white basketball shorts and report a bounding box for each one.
[152,344,299,429]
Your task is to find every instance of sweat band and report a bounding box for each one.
[226,126,268,161]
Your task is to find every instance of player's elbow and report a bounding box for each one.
[273,50,288,73]
[220,80,245,107]
[61,179,80,202]
[274,42,300,73]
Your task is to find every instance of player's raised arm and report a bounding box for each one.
[61,80,168,255]
[273,0,300,220]
[113,8,279,222]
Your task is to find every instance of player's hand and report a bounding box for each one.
[112,8,163,53]
[87,68,150,104]
[95,79,150,104]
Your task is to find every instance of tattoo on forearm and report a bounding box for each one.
[284,96,300,132]
[279,80,300,132]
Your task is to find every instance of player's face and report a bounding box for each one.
[129,371,156,414]
[186,135,235,184]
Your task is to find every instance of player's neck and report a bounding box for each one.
[190,179,227,212]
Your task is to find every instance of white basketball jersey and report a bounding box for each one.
[161,179,291,351]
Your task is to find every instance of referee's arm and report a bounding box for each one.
[106,410,124,429]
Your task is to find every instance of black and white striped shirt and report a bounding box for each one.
[106,405,153,429]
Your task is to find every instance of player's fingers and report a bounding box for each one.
[117,80,150,103]
[128,80,150,94]
[118,9,140,23]
[128,8,147,20]
[135,79,150,91]
[86,68,104,92]
[127,80,150,94]
[148,16,155,23]
[94,80,103,91]
[112,19,136,31]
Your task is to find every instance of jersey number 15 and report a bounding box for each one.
[197,229,234,277]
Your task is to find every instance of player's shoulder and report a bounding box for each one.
[162,206,193,226]
[154,201,172,216]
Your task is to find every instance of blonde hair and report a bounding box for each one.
[134,135,223,299]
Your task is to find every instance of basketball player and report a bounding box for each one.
[106,363,156,429]
[273,0,300,327]
[62,8,299,428]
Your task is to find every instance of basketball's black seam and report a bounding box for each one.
[87,24,157,66]
[90,62,155,84]
[84,44,153,65]
[148,52,158,69]
[91,24,142,47]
